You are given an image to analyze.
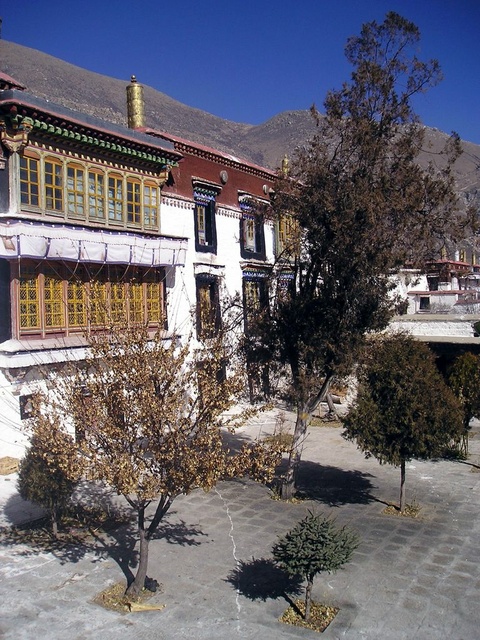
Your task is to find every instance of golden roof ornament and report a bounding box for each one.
[126,75,145,129]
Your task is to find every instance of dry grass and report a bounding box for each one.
[280,599,339,633]
[383,502,421,518]
[93,581,165,613]
[0,457,19,475]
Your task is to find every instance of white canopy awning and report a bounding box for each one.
[0,220,187,267]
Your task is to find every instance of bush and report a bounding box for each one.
[17,437,78,537]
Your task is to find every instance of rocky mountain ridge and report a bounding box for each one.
[1,39,479,200]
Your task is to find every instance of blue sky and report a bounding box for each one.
[2,0,479,144]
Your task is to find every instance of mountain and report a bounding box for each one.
[1,39,479,201]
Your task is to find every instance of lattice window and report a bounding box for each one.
[19,266,40,330]
[243,275,268,332]
[67,278,87,327]
[276,214,300,258]
[15,262,166,336]
[196,275,220,338]
[89,280,108,326]
[44,267,65,328]
[110,279,126,324]
[146,277,164,324]
[129,281,144,324]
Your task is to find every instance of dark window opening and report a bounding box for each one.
[419,296,430,311]
[194,190,217,253]
[196,275,221,338]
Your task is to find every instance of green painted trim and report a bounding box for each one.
[32,119,178,168]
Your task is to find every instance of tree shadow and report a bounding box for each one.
[226,556,303,603]
[222,426,378,506]
[221,426,264,454]
[151,514,208,546]
[273,459,377,507]
[71,506,208,587]
[1,482,207,584]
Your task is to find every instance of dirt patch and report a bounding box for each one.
[0,457,19,475]
[280,599,339,633]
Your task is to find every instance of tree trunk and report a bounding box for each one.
[399,459,406,512]
[325,392,338,418]
[281,404,309,500]
[304,577,313,621]
[126,507,149,598]
[51,507,58,539]
[281,374,333,500]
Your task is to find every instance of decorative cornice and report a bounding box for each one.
[29,119,177,168]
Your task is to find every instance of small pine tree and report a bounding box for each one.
[272,511,358,620]
[17,436,78,538]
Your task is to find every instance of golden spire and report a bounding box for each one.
[281,153,289,177]
[126,75,145,129]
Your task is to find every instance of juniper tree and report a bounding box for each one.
[250,12,470,499]
[27,324,283,598]
[342,334,463,511]
[18,433,79,538]
[448,351,480,455]
[272,511,358,620]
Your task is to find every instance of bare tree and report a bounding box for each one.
[27,324,282,597]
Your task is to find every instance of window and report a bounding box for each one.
[129,280,144,324]
[145,271,165,324]
[143,183,159,227]
[18,151,162,230]
[275,214,300,258]
[127,179,141,225]
[110,275,126,324]
[243,275,268,333]
[19,265,40,330]
[20,155,40,206]
[15,262,166,337]
[43,266,64,328]
[89,278,108,326]
[196,275,220,338]
[88,171,105,219]
[67,164,85,217]
[193,188,217,253]
[45,158,63,212]
[239,196,266,261]
[108,174,123,222]
[419,296,430,311]
[67,276,87,327]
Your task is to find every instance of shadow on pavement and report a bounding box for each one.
[1,485,208,589]
[226,556,303,602]
[275,459,377,507]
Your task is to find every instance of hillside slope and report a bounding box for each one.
[1,39,479,198]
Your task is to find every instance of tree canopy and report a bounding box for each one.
[27,325,282,597]
[247,12,470,498]
[448,351,480,454]
[342,334,463,510]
